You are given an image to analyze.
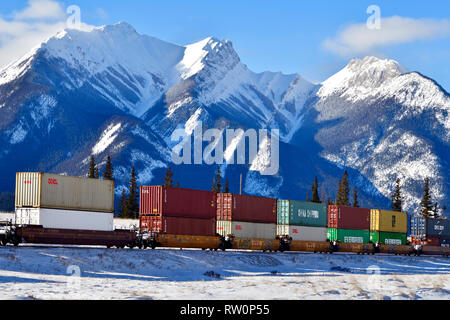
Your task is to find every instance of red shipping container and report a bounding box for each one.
[216,193,277,224]
[140,215,217,237]
[140,186,216,219]
[327,205,370,230]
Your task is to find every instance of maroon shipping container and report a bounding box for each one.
[140,186,216,219]
[327,205,370,230]
[216,193,277,224]
[140,215,217,236]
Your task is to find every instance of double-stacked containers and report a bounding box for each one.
[327,205,370,243]
[277,200,328,241]
[410,216,450,246]
[370,209,408,245]
[15,173,114,231]
[216,193,277,239]
[139,186,217,236]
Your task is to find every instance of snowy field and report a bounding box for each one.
[0,245,449,300]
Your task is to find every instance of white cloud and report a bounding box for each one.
[0,0,94,68]
[324,16,450,56]
[14,0,65,20]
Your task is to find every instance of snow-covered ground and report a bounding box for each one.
[0,246,449,300]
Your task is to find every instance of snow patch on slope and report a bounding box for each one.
[92,123,122,155]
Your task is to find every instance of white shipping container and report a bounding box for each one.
[15,208,114,231]
[277,225,328,242]
[15,172,114,213]
[216,220,276,239]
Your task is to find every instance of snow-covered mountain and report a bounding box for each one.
[0,22,449,215]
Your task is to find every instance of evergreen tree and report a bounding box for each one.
[353,187,359,208]
[421,177,433,218]
[175,182,180,188]
[337,171,350,206]
[88,155,96,178]
[164,166,174,187]
[311,176,320,203]
[94,167,99,179]
[103,156,113,180]
[391,178,403,212]
[127,166,139,219]
[327,198,334,205]
[215,167,222,193]
[224,180,230,193]
[118,189,129,218]
[212,177,217,193]
[306,192,309,202]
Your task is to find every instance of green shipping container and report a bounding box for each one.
[277,200,327,227]
[370,231,407,245]
[327,228,370,244]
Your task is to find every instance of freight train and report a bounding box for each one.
[0,173,449,258]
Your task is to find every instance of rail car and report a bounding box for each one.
[1,222,450,257]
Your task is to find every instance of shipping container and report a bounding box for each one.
[327,205,370,230]
[140,186,216,219]
[15,208,114,231]
[426,218,450,237]
[217,193,277,223]
[277,225,327,242]
[216,220,276,239]
[370,209,407,233]
[410,216,426,238]
[369,231,407,245]
[277,200,327,227]
[140,215,216,237]
[15,173,114,213]
[327,228,370,244]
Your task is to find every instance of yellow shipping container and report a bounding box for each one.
[370,209,407,233]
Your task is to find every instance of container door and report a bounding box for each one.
[15,173,41,208]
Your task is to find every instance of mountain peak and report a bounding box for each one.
[177,36,239,80]
[347,56,408,75]
[319,56,408,97]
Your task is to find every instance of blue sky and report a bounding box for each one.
[1,0,450,90]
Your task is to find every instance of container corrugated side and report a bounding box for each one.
[15,208,114,231]
[277,200,327,227]
[140,215,216,236]
[217,193,277,223]
[327,228,370,243]
[216,220,276,239]
[327,205,370,230]
[410,216,426,238]
[16,173,114,213]
[277,200,289,225]
[140,186,216,219]
[370,209,407,233]
[370,231,407,245]
[15,173,42,208]
[277,225,327,241]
